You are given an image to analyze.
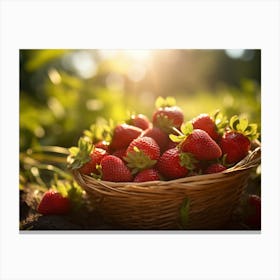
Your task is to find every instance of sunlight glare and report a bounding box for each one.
[225,49,245,59]
[122,50,152,62]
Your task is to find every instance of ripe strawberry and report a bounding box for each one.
[100,155,133,182]
[79,148,108,175]
[95,140,110,152]
[37,190,70,215]
[112,148,127,160]
[156,148,195,180]
[180,129,222,161]
[110,124,142,151]
[68,138,108,175]
[165,138,178,151]
[152,96,184,133]
[128,114,151,130]
[134,168,160,182]
[192,114,219,141]
[124,136,160,174]
[219,116,259,164]
[244,194,261,229]
[141,127,169,152]
[220,132,251,164]
[205,163,227,174]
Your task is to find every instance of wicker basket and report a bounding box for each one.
[72,145,261,230]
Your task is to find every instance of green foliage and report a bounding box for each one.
[229,115,259,141]
[67,138,93,169]
[155,96,176,108]
[180,197,190,229]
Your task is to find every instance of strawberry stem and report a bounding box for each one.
[171,127,184,136]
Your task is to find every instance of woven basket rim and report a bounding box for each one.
[72,145,261,188]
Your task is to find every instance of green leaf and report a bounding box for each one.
[169,134,185,143]
[165,96,176,107]
[155,96,176,108]
[179,152,197,170]
[237,118,248,132]
[68,147,79,156]
[229,115,239,130]
[180,197,190,229]
[180,122,193,135]
[155,96,165,108]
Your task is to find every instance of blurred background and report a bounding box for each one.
[20,49,261,151]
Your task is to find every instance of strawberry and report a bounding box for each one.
[134,168,160,182]
[110,124,142,151]
[112,148,127,160]
[219,116,259,164]
[152,96,184,133]
[244,194,261,229]
[37,190,70,215]
[79,148,108,175]
[100,155,133,182]
[165,138,178,151]
[220,132,251,164]
[128,113,151,130]
[124,136,160,174]
[156,148,195,180]
[67,138,108,175]
[95,140,110,152]
[141,127,169,152]
[204,163,227,174]
[192,113,227,141]
[177,124,222,161]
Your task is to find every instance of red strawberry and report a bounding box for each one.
[192,114,220,141]
[219,115,259,164]
[219,131,251,164]
[112,148,127,160]
[181,129,222,161]
[204,163,227,174]
[37,190,71,215]
[68,138,108,175]
[152,96,184,133]
[128,114,151,130]
[79,148,108,175]
[110,124,142,151]
[134,168,160,182]
[95,140,110,152]
[100,155,133,182]
[165,139,178,151]
[142,127,169,152]
[156,148,194,180]
[124,136,160,174]
[244,195,261,229]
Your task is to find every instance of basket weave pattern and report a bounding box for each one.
[73,146,261,230]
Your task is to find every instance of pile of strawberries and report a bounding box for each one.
[67,97,259,183]
[36,96,261,229]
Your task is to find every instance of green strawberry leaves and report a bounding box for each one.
[169,122,193,143]
[229,115,259,141]
[180,122,193,135]
[212,110,228,134]
[180,197,190,229]
[83,119,114,143]
[124,147,157,175]
[67,137,93,169]
[179,152,197,170]
[155,96,176,108]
